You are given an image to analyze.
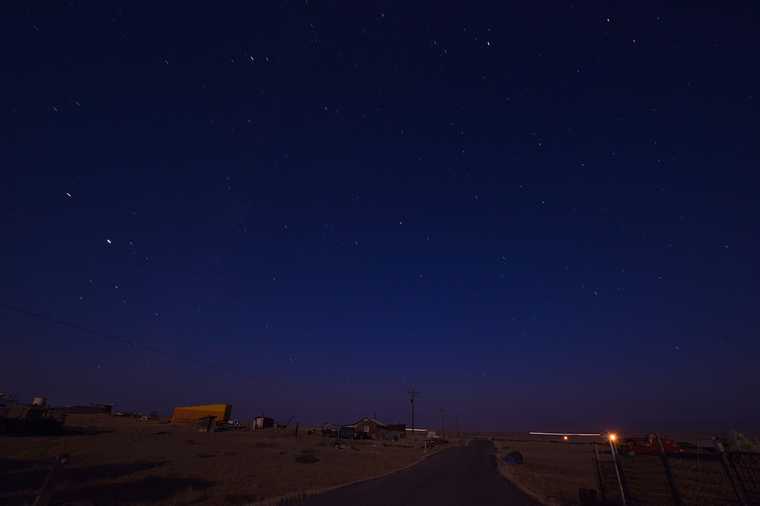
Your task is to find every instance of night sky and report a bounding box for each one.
[2,2,759,433]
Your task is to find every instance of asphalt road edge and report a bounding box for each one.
[252,441,464,506]
[496,459,553,506]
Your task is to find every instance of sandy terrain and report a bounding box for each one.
[489,434,602,506]
[1,415,452,505]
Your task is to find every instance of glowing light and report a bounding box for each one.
[563,435,569,441]
[608,433,618,442]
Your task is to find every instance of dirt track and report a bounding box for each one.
[301,439,540,506]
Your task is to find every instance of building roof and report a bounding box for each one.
[350,416,387,428]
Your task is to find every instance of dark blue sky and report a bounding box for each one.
[2,2,758,432]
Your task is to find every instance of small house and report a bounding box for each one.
[352,417,385,438]
[350,417,406,440]
[383,423,407,441]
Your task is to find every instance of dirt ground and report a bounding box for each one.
[490,434,601,506]
[0,415,453,505]
[489,432,732,506]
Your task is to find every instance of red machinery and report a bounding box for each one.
[620,433,682,455]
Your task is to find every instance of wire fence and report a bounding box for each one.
[730,452,760,505]
[594,439,760,505]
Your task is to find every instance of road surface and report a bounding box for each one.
[301,439,541,506]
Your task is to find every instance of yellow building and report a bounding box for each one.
[170,404,231,424]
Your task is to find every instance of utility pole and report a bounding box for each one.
[408,388,418,436]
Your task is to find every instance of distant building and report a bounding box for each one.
[171,404,231,425]
[350,417,406,440]
[385,424,407,438]
[0,403,66,435]
[50,404,112,416]
[254,415,274,430]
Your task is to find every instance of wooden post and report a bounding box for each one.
[593,443,607,503]
[655,434,683,506]
[609,437,628,506]
[715,438,748,506]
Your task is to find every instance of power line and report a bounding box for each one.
[1,302,164,353]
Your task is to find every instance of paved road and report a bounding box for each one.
[301,439,540,506]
